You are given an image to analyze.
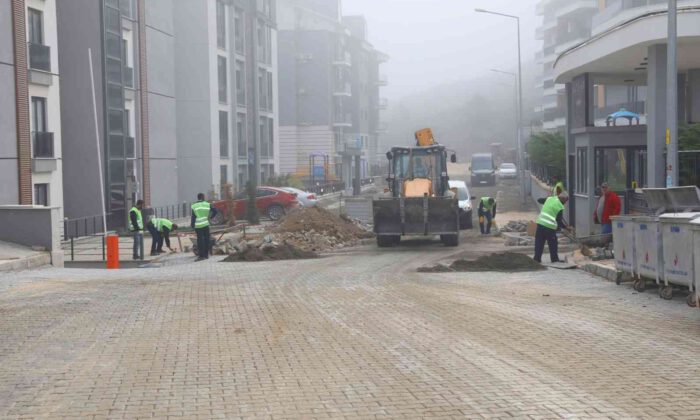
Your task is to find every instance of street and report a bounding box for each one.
[2,179,700,419]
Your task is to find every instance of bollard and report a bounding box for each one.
[106,235,120,269]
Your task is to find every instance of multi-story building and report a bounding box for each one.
[174,0,278,197]
[1,0,63,213]
[277,0,386,188]
[553,0,700,235]
[535,0,597,131]
[57,0,175,229]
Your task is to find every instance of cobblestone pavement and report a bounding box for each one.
[1,239,700,419]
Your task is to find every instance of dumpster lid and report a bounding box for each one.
[659,212,700,220]
[643,186,700,213]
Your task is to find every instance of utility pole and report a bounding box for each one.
[666,0,678,187]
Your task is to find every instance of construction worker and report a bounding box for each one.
[153,218,178,254]
[146,216,161,256]
[129,199,144,260]
[552,180,565,196]
[191,193,217,261]
[478,197,497,235]
[534,192,572,264]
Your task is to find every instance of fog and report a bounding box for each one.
[341,0,541,157]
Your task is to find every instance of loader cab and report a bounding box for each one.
[386,145,450,198]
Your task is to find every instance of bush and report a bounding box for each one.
[680,124,700,151]
[266,174,305,189]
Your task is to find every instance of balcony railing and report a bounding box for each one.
[333,51,352,67]
[28,42,50,72]
[592,0,668,29]
[123,66,134,88]
[32,131,54,158]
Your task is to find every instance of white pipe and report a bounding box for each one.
[88,48,108,236]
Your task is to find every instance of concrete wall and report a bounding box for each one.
[0,205,62,266]
[146,0,178,207]
[0,0,18,204]
[57,0,104,220]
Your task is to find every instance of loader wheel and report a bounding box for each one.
[441,234,459,247]
[377,236,395,248]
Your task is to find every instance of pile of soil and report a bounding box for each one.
[419,252,546,273]
[270,206,374,252]
[222,242,317,262]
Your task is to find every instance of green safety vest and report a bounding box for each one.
[129,207,143,231]
[191,201,211,229]
[158,218,173,232]
[480,197,494,211]
[537,196,564,230]
[552,182,565,196]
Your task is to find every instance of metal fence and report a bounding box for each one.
[63,213,110,241]
[529,163,564,187]
[148,202,194,221]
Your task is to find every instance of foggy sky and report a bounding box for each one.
[341,0,540,100]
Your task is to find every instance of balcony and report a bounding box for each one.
[377,74,388,86]
[32,131,54,158]
[333,113,352,127]
[592,0,669,31]
[333,82,352,97]
[28,42,50,72]
[123,66,134,88]
[333,51,352,67]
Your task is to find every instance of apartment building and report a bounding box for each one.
[57,0,175,230]
[1,0,63,214]
[277,0,386,186]
[174,0,278,197]
[553,0,700,235]
[535,0,597,131]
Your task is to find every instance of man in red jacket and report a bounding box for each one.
[594,182,621,234]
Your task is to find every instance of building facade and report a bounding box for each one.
[1,0,63,215]
[174,0,278,198]
[277,0,386,187]
[553,0,700,235]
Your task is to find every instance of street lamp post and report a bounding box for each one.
[666,0,678,187]
[490,69,518,163]
[475,8,525,204]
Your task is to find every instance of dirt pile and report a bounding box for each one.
[222,242,317,262]
[270,207,374,252]
[419,252,546,273]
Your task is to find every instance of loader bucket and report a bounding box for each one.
[373,197,459,236]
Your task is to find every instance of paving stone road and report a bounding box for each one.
[1,235,700,419]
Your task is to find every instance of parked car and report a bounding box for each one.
[499,162,517,179]
[470,153,497,186]
[281,187,318,207]
[448,180,473,229]
[232,186,300,220]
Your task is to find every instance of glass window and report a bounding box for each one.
[220,165,228,185]
[258,72,265,110]
[31,97,47,132]
[108,109,124,134]
[595,148,628,192]
[28,8,43,44]
[105,7,121,34]
[266,71,273,111]
[237,113,246,156]
[632,149,647,189]
[259,117,267,158]
[107,84,124,108]
[219,111,229,157]
[267,118,274,158]
[576,148,588,194]
[106,58,122,84]
[109,160,125,183]
[236,61,245,105]
[234,9,245,54]
[106,32,122,59]
[218,56,227,103]
[109,134,124,158]
[125,133,135,158]
[34,184,48,206]
[216,0,226,49]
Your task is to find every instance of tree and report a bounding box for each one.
[679,124,700,151]
[528,131,566,184]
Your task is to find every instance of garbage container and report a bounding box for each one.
[611,215,635,279]
[633,216,663,292]
[689,219,700,307]
[658,212,700,300]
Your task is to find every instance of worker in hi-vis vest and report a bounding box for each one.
[191,193,217,261]
[129,199,144,260]
[552,181,565,197]
[534,192,572,264]
[478,197,497,235]
[152,217,178,254]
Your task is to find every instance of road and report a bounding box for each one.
[1,179,700,418]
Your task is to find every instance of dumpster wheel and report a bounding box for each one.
[659,285,674,300]
[686,293,698,308]
[632,279,646,293]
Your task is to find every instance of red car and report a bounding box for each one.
[232,186,299,220]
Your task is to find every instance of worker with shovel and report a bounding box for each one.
[534,192,572,263]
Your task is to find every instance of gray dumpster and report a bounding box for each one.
[611,215,635,277]
[659,212,700,299]
[633,216,663,292]
[689,220,700,307]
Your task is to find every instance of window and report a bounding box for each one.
[259,117,267,158]
[595,147,646,192]
[31,97,47,132]
[237,113,247,156]
[234,9,245,54]
[258,72,265,110]
[108,109,124,134]
[218,56,227,103]
[28,8,43,44]
[256,188,276,197]
[219,111,229,157]
[267,71,273,110]
[267,118,274,158]
[220,165,228,186]
[34,184,49,206]
[235,60,245,105]
[124,109,131,137]
[216,0,226,49]
[576,148,588,194]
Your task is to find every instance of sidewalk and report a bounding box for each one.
[0,240,50,272]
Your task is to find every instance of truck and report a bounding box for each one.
[373,128,460,247]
